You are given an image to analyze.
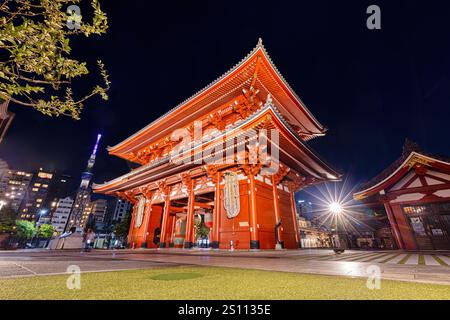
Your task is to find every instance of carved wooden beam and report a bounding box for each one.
[270,165,290,185]
[156,179,170,196]
[205,165,221,183]
[241,162,263,177]
[180,172,194,191]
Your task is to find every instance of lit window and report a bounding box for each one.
[38,172,53,179]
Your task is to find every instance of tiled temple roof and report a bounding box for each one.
[94,99,341,193]
[107,39,326,157]
[356,139,450,193]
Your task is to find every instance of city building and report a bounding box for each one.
[354,141,450,250]
[297,199,313,220]
[66,134,102,232]
[51,197,74,233]
[16,169,73,222]
[90,198,108,229]
[18,168,55,221]
[0,169,33,213]
[108,198,132,223]
[45,173,74,211]
[94,40,341,250]
[0,158,8,179]
[297,216,331,248]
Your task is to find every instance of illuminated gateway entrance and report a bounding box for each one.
[94,40,340,250]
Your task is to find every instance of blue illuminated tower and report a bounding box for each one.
[65,134,102,232]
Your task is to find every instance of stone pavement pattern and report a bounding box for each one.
[0,249,449,285]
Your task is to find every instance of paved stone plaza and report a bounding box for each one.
[0,249,449,285]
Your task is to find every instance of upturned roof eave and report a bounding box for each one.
[107,39,326,157]
[353,151,450,200]
[95,103,338,194]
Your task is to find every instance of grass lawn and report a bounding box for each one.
[0,266,449,300]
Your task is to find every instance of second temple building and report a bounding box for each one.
[94,40,340,250]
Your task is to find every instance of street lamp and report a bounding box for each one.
[328,202,343,215]
[327,201,346,254]
[0,200,6,211]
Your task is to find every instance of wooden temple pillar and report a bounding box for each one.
[183,176,195,249]
[169,213,177,247]
[140,201,151,248]
[140,189,153,248]
[159,193,171,248]
[249,173,259,249]
[288,181,301,248]
[207,166,222,249]
[382,198,404,250]
[271,175,284,248]
[242,164,262,250]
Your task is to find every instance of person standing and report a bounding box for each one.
[83,229,95,252]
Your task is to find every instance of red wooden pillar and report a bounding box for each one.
[271,175,284,248]
[249,173,260,249]
[211,171,221,249]
[140,201,152,248]
[159,196,171,248]
[383,201,404,250]
[169,214,177,248]
[289,185,300,248]
[184,180,195,248]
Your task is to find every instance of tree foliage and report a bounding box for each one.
[0,205,17,233]
[37,223,55,238]
[0,0,110,119]
[15,219,36,239]
[114,213,131,238]
[194,220,210,239]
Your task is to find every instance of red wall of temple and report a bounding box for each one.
[127,179,299,250]
[218,179,298,250]
[219,180,251,249]
[391,204,417,250]
[145,204,163,248]
[255,181,276,249]
[128,202,149,248]
[279,190,297,249]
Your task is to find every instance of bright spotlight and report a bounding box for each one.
[329,202,343,215]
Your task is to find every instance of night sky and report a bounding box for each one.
[1,0,450,197]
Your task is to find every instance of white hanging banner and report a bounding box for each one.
[134,196,146,228]
[223,172,240,219]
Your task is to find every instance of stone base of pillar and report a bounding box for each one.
[159,242,166,248]
[169,242,174,248]
[275,241,284,250]
[211,241,219,249]
[250,240,260,249]
[184,242,193,249]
